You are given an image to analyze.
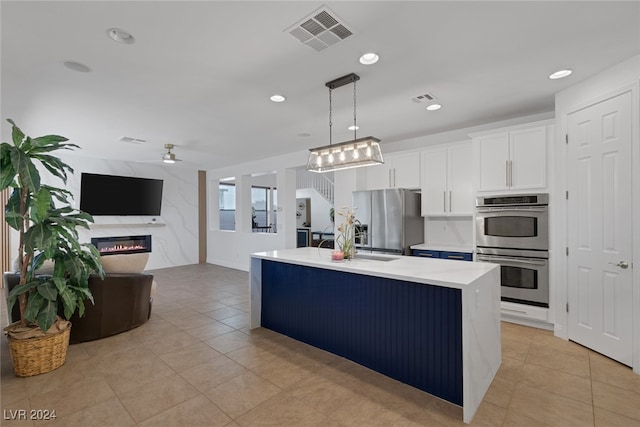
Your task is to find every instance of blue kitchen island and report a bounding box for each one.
[250,247,501,423]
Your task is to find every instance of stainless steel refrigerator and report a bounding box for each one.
[352,189,424,255]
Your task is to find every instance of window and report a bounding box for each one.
[251,186,277,232]
[251,187,268,228]
[219,182,235,230]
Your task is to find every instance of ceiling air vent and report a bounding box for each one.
[286,5,354,52]
[118,136,147,144]
[412,92,437,104]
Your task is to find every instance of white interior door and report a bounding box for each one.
[567,90,633,366]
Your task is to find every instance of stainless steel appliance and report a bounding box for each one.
[476,193,548,251]
[352,189,424,255]
[475,193,549,307]
[476,248,549,307]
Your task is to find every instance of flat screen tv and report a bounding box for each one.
[80,173,163,216]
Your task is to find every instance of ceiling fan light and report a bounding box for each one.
[162,148,177,164]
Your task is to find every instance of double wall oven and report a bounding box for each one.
[476,193,549,308]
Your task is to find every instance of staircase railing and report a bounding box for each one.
[296,170,334,205]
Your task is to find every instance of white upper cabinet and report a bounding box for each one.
[366,151,420,189]
[473,120,552,193]
[421,141,473,216]
[448,144,474,214]
[475,133,509,192]
[509,127,547,190]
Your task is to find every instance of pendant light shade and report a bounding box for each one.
[306,73,383,173]
[307,136,383,172]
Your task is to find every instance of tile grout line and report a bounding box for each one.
[588,351,595,426]
[500,338,530,427]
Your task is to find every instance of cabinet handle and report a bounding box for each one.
[418,253,434,257]
[510,160,514,187]
[443,191,446,213]
[389,169,392,187]
[446,255,465,260]
[449,191,452,213]
[505,160,509,187]
[394,169,397,187]
[502,308,528,315]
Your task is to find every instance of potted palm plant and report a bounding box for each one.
[1,119,104,377]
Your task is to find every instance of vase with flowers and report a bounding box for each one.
[333,207,359,260]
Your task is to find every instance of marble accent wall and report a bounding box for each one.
[46,154,199,270]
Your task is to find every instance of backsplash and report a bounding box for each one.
[424,217,473,248]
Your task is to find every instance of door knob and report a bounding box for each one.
[609,261,629,269]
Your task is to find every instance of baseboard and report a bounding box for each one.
[501,315,554,331]
[205,258,249,272]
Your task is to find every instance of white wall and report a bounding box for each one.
[295,188,333,232]
[553,55,640,373]
[11,153,200,271]
[207,151,304,271]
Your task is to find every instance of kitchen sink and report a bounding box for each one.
[353,253,399,262]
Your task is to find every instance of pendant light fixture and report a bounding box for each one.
[306,73,383,173]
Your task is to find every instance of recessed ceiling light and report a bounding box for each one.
[426,103,442,111]
[298,133,311,137]
[347,125,359,131]
[270,95,286,103]
[549,69,572,80]
[63,61,91,73]
[106,28,135,44]
[359,53,379,65]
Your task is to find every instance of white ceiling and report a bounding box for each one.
[2,1,639,170]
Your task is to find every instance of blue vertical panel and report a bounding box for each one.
[261,260,463,406]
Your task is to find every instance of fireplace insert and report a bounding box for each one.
[90,235,152,256]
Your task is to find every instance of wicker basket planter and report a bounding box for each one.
[6,322,71,377]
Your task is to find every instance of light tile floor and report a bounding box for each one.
[2,263,640,426]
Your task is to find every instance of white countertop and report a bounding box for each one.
[410,243,474,253]
[251,247,497,290]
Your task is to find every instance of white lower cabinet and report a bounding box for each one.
[421,141,473,216]
[501,301,552,329]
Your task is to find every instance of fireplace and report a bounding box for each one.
[91,235,152,256]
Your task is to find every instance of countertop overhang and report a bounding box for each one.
[251,247,497,290]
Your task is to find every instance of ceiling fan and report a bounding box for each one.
[162,144,182,164]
